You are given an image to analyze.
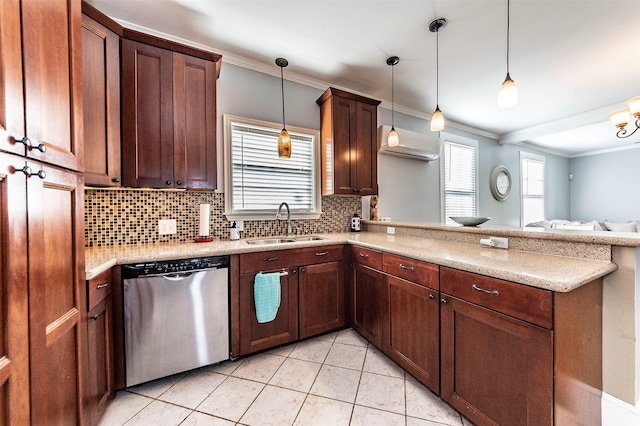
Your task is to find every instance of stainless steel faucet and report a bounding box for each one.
[276,202,292,236]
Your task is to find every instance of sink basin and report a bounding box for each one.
[246,238,296,245]
[245,236,326,245]
[294,235,326,241]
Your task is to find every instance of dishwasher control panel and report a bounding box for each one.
[122,255,229,278]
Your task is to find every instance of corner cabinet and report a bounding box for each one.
[81,3,122,186]
[121,33,220,189]
[316,88,380,196]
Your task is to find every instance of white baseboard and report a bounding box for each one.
[602,392,640,426]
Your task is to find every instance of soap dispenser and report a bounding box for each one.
[230,221,240,240]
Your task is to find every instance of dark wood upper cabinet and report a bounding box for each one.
[121,34,220,189]
[82,7,122,186]
[317,87,380,196]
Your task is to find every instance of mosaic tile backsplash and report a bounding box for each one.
[84,189,362,247]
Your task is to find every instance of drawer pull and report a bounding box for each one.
[315,251,328,256]
[91,314,99,321]
[429,294,435,300]
[472,284,500,296]
[96,282,109,290]
[359,253,369,258]
[399,264,415,272]
[263,257,279,262]
[441,298,448,304]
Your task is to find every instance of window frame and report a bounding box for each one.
[520,151,546,226]
[440,132,479,224]
[223,114,322,221]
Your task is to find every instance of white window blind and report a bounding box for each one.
[228,119,318,214]
[521,155,545,225]
[444,141,477,224]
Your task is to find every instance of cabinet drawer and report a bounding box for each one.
[240,245,343,273]
[383,253,439,290]
[440,267,552,329]
[350,246,383,270]
[87,268,113,311]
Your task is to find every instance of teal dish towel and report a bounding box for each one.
[254,272,281,323]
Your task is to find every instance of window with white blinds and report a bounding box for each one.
[225,116,320,218]
[521,153,545,225]
[443,141,477,224]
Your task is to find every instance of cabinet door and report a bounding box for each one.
[354,102,377,195]
[173,53,217,189]
[0,152,31,424]
[87,296,114,426]
[121,39,174,188]
[21,0,83,170]
[299,261,346,339]
[27,160,86,425]
[0,0,26,157]
[331,96,356,194]
[353,264,385,349]
[384,276,439,393]
[440,294,553,426]
[82,13,121,186]
[239,268,298,355]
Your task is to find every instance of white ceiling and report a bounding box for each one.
[88,0,640,157]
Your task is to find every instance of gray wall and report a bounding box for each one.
[217,62,571,226]
[569,148,640,221]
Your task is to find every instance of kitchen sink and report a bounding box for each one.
[245,236,326,245]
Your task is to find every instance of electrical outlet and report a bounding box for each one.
[387,226,396,235]
[158,219,177,235]
[490,236,508,249]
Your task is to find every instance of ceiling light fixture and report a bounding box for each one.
[387,56,400,147]
[607,96,640,138]
[429,18,446,132]
[498,0,518,108]
[275,57,291,158]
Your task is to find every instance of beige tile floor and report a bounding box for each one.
[99,329,473,426]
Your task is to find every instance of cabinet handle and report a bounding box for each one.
[441,298,447,304]
[17,165,46,179]
[15,136,46,153]
[359,253,369,258]
[399,264,415,272]
[112,177,120,183]
[91,314,99,321]
[301,268,306,273]
[472,284,500,296]
[315,251,328,256]
[176,180,182,186]
[429,294,435,300]
[166,180,172,185]
[263,257,279,262]
[96,282,109,290]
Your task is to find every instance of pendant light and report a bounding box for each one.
[275,57,291,158]
[386,56,400,147]
[429,18,446,132]
[498,0,518,108]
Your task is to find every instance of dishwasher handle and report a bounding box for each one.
[162,272,194,281]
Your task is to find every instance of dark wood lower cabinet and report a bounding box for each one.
[238,267,299,355]
[440,295,553,425]
[384,275,440,393]
[299,261,346,339]
[352,263,385,349]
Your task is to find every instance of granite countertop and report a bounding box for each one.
[85,232,617,293]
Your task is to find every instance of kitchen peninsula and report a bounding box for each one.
[86,222,629,426]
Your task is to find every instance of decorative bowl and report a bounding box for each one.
[449,216,491,226]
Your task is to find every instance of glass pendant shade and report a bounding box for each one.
[607,108,630,128]
[277,128,291,158]
[430,106,445,132]
[498,74,518,108]
[388,128,400,147]
[626,96,640,116]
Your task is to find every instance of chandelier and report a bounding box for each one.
[607,96,640,138]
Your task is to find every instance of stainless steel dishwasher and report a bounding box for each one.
[122,256,229,387]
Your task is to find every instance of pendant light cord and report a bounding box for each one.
[506,0,511,74]
[436,26,439,107]
[280,66,286,129]
[391,64,395,127]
